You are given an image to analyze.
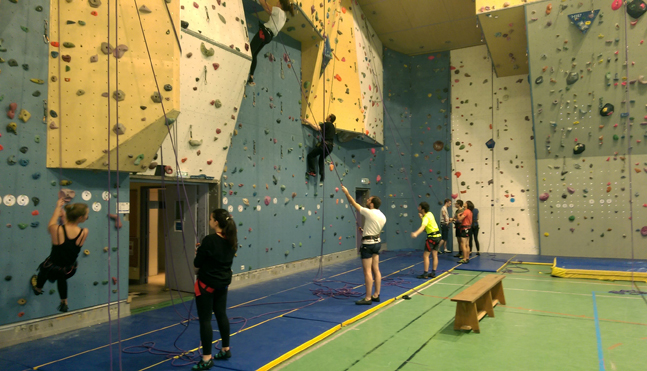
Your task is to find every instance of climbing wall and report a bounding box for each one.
[351,3,384,143]
[219,10,386,273]
[451,45,539,255]
[477,4,529,77]
[46,0,181,172]
[382,49,453,251]
[527,0,647,258]
[0,1,137,326]
[141,0,251,178]
[300,0,372,141]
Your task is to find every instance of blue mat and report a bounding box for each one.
[555,257,647,272]
[0,251,446,371]
[453,253,513,272]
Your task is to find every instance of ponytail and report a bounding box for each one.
[212,209,238,250]
[64,203,89,222]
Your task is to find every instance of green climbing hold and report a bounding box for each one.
[134,154,145,165]
[35,6,43,11]
[63,42,75,48]
[21,26,29,32]
[303,81,311,89]
[35,135,40,143]
[79,21,86,26]
[51,181,57,186]
[302,216,307,223]
[613,134,619,140]
[18,224,28,230]
[569,216,575,221]
[65,66,71,72]
[459,145,465,150]
[200,42,215,57]
[218,13,226,24]
[32,91,41,97]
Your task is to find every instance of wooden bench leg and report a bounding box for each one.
[491,281,506,305]
[476,291,495,318]
[454,302,480,333]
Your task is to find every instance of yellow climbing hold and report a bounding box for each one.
[84,249,90,255]
[573,121,580,124]
[30,78,44,84]
[544,232,549,237]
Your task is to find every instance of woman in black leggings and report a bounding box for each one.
[192,209,238,370]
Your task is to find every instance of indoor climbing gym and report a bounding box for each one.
[1,0,647,370]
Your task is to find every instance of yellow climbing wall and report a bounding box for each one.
[478,6,529,77]
[46,0,180,172]
[300,0,370,141]
[475,0,542,12]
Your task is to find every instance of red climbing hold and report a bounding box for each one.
[455,171,462,178]
[428,56,435,60]
[91,11,98,16]
[112,277,117,284]
[213,63,219,70]
[611,0,622,11]
[50,41,59,47]
[216,128,221,134]
[31,210,39,216]
[181,157,188,163]
[334,74,342,81]
[371,148,376,155]
[207,160,213,165]
[376,175,381,182]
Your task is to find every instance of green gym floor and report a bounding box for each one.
[274,266,647,371]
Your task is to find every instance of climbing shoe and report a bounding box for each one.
[191,359,213,370]
[355,298,372,305]
[31,275,42,295]
[416,273,430,279]
[213,349,231,360]
[57,303,68,312]
[371,295,380,302]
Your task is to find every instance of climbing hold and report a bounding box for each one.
[75,159,87,165]
[32,91,41,97]
[112,90,126,101]
[84,249,90,256]
[600,103,614,116]
[8,59,18,67]
[113,44,128,59]
[151,92,162,103]
[163,84,172,91]
[612,0,623,11]
[569,216,575,221]
[573,143,585,154]
[76,89,85,96]
[18,299,27,305]
[112,123,126,135]
[19,146,28,154]
[264,196,271,206]
[181,21,189,29]
[49,122,59,129]
[100,42,114,55]
[90,55,98,63]
[242,198,250,206]
[51,51,59,58]
[63,42,75,48]
[539,193,550,201]
[32,197,39,206]
[4,276,11,281]
[164,166,173,174]
[214,100,222,108]
[544,232,550,237]
[218,13,226,24]
[139,5,152,13]
[566,72,579,85]
[61,180,72,186]
[133,154,145,165]
[35,6,43,11]
[20,158,30,166]
[18,223,28,229]
[189,139,203,147]
[567,187,575,194]
[61,55,71,62]
[535,76,543,85]
[89,0,102,8]
[30,78,44,84]
[6,122,17,134]
[642,226,647,236]
[32,173,40,179]
[200,42,215,57]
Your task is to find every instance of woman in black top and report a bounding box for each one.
[192,209,238,370]
[302,114,336,182]
[31,198,89,312]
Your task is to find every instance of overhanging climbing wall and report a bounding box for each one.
[46,0,180,172]
[477,4,529,77]
[382,50,453,251]
[141,0,251,178]
[351,3,384,143]
[527,0,647,258]
[300,0,375,142]
[451,45,538,255]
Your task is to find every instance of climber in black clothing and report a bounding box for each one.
[31,198,89,313]
[192,209,238,371]
[302,114,336,182]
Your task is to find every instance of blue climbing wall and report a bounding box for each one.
[221,13,386,273]
[0,1,130,326]
[382,49,453,251]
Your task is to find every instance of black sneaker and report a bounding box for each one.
[416,273,430,279]
[31,275,42,296]
[453,254,461,258]
[57,303,68,312]
[371,295,380,302]
[355,298,372,305]
[429,272,436,278]
[213,349,231,360]
[476,252,480,256]
[192,359,214,370]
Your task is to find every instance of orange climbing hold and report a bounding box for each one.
[341,7,346,13]
[50,41,59,47]
[455,171,462,178]
[546,3,552,14]
[334,74,342,81]
[607,186,612,192]
[329,163,334,171]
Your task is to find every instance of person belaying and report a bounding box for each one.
[192,209,238,370]
[31,198,89,313]
[411,202,442,279]
[302,114,336,182]
[247,0,296,86]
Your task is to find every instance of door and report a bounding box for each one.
[161,185,198,293]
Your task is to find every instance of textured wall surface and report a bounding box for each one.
[45,0,180,172]
[527,0,647,258]
[215,9,385,273]
[451,45,538,255]
[382,49,453,251]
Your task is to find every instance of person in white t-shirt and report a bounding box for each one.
[248,0,296,86]
[341,186,386,306]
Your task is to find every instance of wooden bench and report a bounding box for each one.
[451,274,506,333]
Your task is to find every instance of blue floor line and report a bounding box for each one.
[592,292,606,371]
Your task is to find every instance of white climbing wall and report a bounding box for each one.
[352,4,384,144]
[451,45,539,255]
[142,0,251,178]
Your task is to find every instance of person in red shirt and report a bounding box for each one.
[456,201,474,263]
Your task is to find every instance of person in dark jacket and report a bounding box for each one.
[192,209,238,370]
[302,114,336,182]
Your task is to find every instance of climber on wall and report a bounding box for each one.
[31,197,90,313]
[247,0,296,86]
[301,114,336,182]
